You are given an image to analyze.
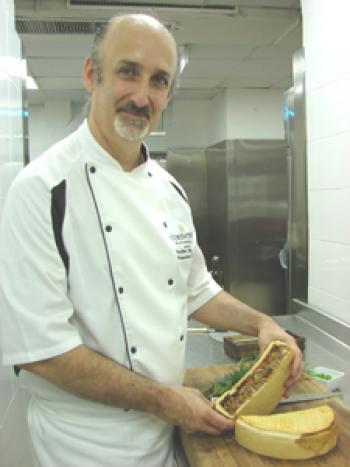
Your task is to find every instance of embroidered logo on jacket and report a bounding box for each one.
[170,224,193,260]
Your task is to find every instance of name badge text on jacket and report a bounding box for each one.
[170,224,193,260]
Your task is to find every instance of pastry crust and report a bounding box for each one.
[215,340,293,420]
[235,405,337,460]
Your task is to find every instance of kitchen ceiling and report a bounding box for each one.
[14,0,301,105]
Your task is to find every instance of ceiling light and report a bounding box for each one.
[21,59,39,90]
[0,58,38,89]
[0,57,22,78]
[25,76,38,90]
[179,45,189,74]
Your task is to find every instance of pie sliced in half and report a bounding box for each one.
[235,405,337,460]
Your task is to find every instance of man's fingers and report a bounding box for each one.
[202,406,234,432]
[169,387,234,435]
[284,348,304,390]
[187,424,226,436]
[191,411,233,435]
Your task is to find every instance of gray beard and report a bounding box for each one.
[113,114,150,142]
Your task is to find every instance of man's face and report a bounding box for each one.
[87,21,177,144]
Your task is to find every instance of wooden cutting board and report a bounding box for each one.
[179,364,350,466]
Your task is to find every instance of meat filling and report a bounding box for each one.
[221,345,289,414]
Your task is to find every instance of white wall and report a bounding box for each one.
[302,0,350,325]
[28,90,285,159]
[29,100,84,159]
[208,90,228,145]
[0,0,21,425]
[0,0,34,464]
[207,88,285,146]
[146,99,210,151]
[29,98,211,158]
[225,89,285,140]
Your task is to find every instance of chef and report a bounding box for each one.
[0,13,303,467]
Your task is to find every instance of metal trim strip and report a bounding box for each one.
[293,299,350,348]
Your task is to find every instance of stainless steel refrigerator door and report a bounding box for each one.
[207,139,288,315]
[166,148,209,260]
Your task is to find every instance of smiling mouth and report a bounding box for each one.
[119,110,149,120]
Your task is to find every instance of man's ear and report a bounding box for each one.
[83,58,97,92]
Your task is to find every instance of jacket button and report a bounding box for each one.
[163,222,167,228]
[90,166,96,173]
[168,278,174,286]
[130,346,137,354]
[118,287,124,294]
[105,225,112,232]
[180,334,184,341]
[147,171,152,177]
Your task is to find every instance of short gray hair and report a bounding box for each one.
[90,22,109,83]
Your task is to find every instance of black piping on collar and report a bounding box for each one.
[140,143,149,162]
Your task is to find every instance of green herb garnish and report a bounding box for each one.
[306,369,332,380]
[202,355,256,399]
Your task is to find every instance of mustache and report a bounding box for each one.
[116,101,150,119]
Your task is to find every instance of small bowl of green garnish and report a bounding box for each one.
[306,366,345,390]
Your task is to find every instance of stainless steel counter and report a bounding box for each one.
[177,314,350,466]
[185,314,350,404]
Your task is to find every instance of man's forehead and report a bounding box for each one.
[106,18,175,53]
[102,27,177,76]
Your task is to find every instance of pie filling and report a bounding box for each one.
[220,345,289,414]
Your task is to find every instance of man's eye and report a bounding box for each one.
[152,75,169,88]
[118,67,136,77]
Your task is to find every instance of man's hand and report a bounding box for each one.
[257,317,304,391]
[19,345,233,435]
[159,386,233,435]
[190,290,304,395]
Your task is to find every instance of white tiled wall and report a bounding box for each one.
[302,0,350,325]
[0,0,34,465]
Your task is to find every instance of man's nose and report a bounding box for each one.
[130,79,150,108]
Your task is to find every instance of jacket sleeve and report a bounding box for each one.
[0,172,82,365]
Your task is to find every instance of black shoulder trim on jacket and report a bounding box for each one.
[169,181,188,204]
[51,180,69,274]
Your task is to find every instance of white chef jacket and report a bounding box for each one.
[0,120,221,467]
